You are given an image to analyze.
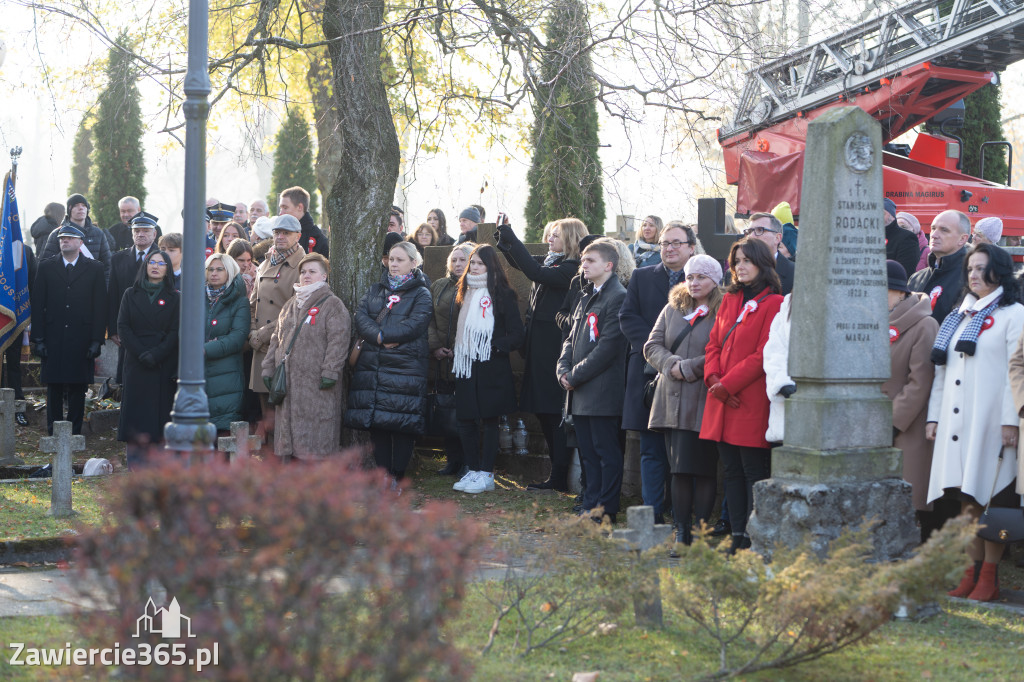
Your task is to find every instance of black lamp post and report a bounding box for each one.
[165,0,215,454]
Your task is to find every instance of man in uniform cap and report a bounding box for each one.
[31,224,107,435]
[108,212,162,382]
[207,203,236,251]
[41,194,113,283]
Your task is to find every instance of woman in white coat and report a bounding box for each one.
[926,243,1024,602]
[763,294,794,443]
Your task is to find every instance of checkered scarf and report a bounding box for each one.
[931,292,1002,365]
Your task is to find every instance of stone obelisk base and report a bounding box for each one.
[748,476,918,563]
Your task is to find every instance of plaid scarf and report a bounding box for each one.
[667,267,685,287]
[268,244,300,267]
[206,283,227,308]
[387,271,416,290]
[543,251,564,266]
[931,287,1002,365]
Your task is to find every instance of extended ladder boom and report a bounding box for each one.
[722,0,1024,139]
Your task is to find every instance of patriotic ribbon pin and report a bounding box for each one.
[309,237,317,250]
[158,299,165,306]
[211,319,218,326]
[929,286,943,311]
[480,296,491,318]
[889,326,899,343]
[737,299,758,323]
[685,304,709,326]
[981,315,995,333]
[387,294,401,309]
[587,312,599,342]
[307,306,321,325]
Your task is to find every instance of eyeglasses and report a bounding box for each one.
[147,260,167,266]
[206,266,226,273]
[743,226,780,236]
[658,240,692,249]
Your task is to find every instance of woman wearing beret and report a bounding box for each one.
[261,253,350,460]
[928,243,1024,601]
[645,254,723,545]
[700,238,783,554]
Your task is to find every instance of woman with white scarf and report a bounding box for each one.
[451,245,526,494]
[261,253,351,460]
[628,215,663,268]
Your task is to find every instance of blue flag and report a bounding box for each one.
[0,173,30,354]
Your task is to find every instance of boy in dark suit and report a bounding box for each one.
[558,241,628,523]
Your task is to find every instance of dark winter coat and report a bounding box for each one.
[106,222,135,251]
[299,212,330,257]
[454,287,525,420]
[30,255,107,385]
[886,219,921,279]
[345,270,433,435]
[261,289,350,459]
[699,287,784,449]
[908,246,967,323]
[619,263,676,430]
[428,276,460,382]
[108,245,159,336]
[556,273,585,339]
[496,225,578,414]
[774,251,795,296]
[436,232,456,246]
[30,215,58,255]
[204,275,251,430]
[116,281,179,443]
[41,218,113,283]
[558,278,628,417]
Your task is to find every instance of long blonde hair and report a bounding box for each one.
[557,218,589,261]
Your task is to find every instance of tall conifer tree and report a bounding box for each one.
[524,0,605,241]
[90,36,146,228]
[268,108,319,221]
[68,113,93,197]
[961,84,1008,184]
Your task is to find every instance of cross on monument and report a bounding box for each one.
[0,387,27,465]
[217,421,262,463]
[40,421,86,518]
[611,505,673,629]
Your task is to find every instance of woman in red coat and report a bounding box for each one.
[700,238,783,553]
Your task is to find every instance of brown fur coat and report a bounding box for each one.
[261,290,351,459]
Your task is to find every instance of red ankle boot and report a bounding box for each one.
[967,562,1000,602]
[948,561,982,598]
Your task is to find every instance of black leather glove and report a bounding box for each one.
[779,383,797,398]
[139,351,157,369]
[86,342,102,360]
[33,342,47,359]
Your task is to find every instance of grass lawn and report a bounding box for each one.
[0,477,112,542]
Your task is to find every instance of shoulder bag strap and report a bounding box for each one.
[721,290,772,347]
[285,294,331,358]
[667,318,696,354]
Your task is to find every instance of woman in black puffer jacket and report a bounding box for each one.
[346,241,433,486]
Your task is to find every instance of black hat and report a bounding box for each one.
[130,211,159,229]
[382,232,404,256]
[56,224,86,240]
[66,194,90,218]
[886,260,910,293]
[578,234,601,253]
[207,203,235,223]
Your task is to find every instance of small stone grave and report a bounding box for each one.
[217,421,262,463]
[40,420,85,518]
[0,387,27,465]
[611,505,673,629]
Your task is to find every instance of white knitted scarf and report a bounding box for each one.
[454,273,494,378]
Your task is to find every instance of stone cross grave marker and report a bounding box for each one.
[0,387,27,465]
[217,421,262,463]
[747,106,917,562]
[40,421,85,518]
[611,505,673,629]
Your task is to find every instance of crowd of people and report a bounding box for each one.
[16,188,1024,603]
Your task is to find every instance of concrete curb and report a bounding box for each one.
[0,536,75,565]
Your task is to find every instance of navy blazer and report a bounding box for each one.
[618,263,674,430]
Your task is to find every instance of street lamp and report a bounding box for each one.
[164,0,215,454]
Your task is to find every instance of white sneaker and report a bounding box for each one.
[463,472,495,494]
[453,471,478,492]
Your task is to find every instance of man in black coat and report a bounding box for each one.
[31,225,107,435]
[40,194,113,284]
[909,209,970,323]
[106,196,141,252]
[30,202,64,255]
[108,212,161,383]
[884,198,920,278]
[559,241,629,523]
[744,212,794,295]
[619,222,695,521]
[277,186,329,257]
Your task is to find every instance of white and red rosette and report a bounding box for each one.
[889,326,899,344]
[386,294,401,310]
[929,286,943,311]
[586,312,599,342]
[480,295,491,318]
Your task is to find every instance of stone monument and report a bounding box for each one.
[747,106,918,562]
[40,421,85,518]
[611,505,673,628]
[0,388,26,465]
[217,421,262,464]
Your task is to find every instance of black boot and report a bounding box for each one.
[438,458,463,476]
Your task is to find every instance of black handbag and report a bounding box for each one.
[268,294,330,406]
[643,318,699,409]
[561,390,577,448]
[977,450,1024,544]
[426,283,459,437]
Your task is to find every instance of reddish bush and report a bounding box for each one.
[72,450,483,681]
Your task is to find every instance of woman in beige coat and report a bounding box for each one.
[261,253,350,460]
[880,261,938,541]
[644,255,723,545]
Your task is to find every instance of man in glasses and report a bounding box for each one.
[108,212,162,384]
[619,220,697,522]
[743,212,794,295]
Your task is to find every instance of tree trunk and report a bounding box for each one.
[322,0,400,447]
[306,50,345,234]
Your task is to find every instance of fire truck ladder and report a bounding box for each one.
[722,0,1024,138]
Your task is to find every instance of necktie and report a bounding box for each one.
[66,263,73,275]
[137,251,144,266]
